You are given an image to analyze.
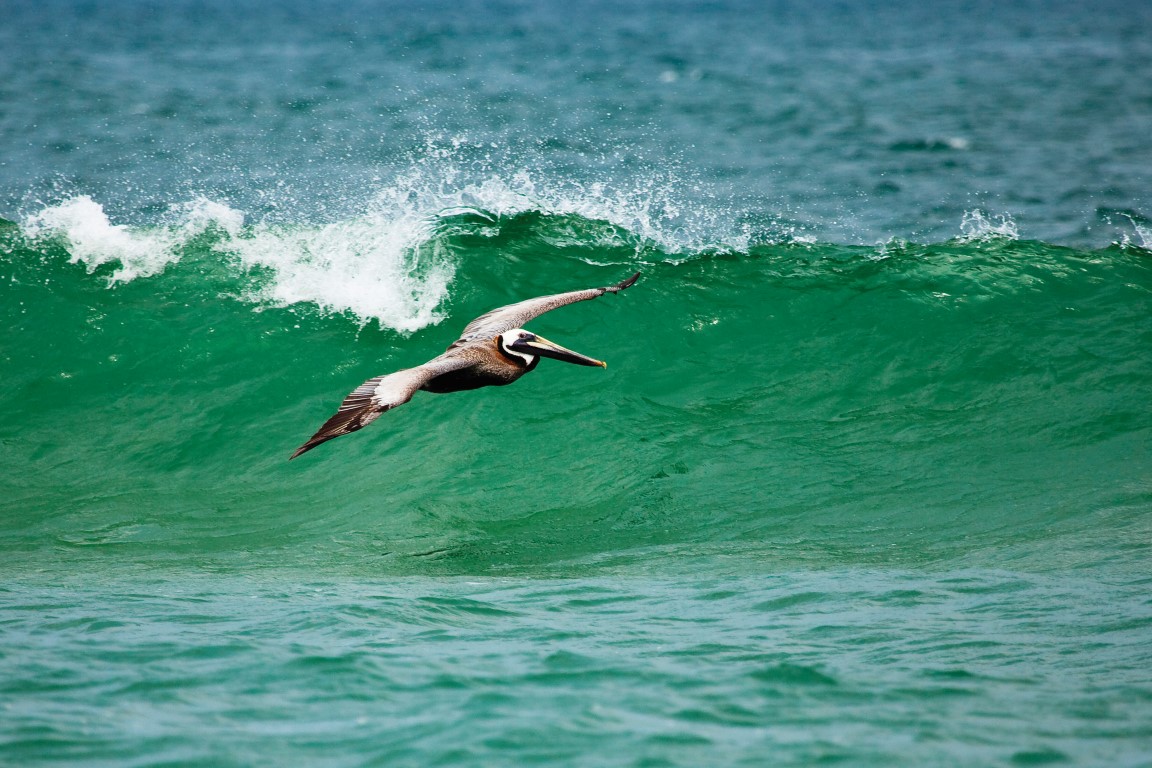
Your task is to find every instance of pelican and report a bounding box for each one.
[290,271,641,459]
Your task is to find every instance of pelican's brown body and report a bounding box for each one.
[290,271,640,459]
[417,338,540,394]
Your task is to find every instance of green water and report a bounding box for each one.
[4,210,1152,764]
[4,212,1150,575]
[5,569,1150,766]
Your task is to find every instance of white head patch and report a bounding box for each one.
[499,328,536,365]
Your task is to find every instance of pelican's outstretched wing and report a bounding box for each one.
[290,355,471,459]
[449,271,640,349]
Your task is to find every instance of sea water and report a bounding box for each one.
[2,1,1151,765]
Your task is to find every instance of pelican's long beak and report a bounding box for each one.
[513,333,607,368]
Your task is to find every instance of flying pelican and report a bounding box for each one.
[290,271,641,459]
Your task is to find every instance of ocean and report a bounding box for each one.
[2,0,1151,765]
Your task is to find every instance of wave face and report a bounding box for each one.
[4,197,1150,575]
[6,195,1151,765]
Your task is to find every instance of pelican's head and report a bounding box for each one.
[498,328,607,368]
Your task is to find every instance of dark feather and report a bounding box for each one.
[290,377,388,459]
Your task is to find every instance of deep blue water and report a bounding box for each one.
[4,0,1151,244]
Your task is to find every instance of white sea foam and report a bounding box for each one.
[174,197,246,238]
[1116,214,1151,250]
[958,210,1019,242]
[23,195,245,283]
[19,165,728,331]
[24,196,181,282]
[220,167,723,330]
[224,207,453,333]
[1135,222,1151,250]
[22,190,454,331]
[371,166,744,256]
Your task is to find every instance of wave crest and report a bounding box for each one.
[16,167,724,331]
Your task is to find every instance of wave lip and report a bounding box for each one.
[24,196,182,282]
[225,210,454,333]
[21,195,245,282]
[14,166,729,331]
[16,181,1147,339]
[18,192,455,332]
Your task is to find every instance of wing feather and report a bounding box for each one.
[450,271,640,348]
[290,355,471,459]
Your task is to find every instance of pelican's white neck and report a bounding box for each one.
[498,329,536,366]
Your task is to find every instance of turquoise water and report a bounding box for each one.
[3,1,1152,765]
